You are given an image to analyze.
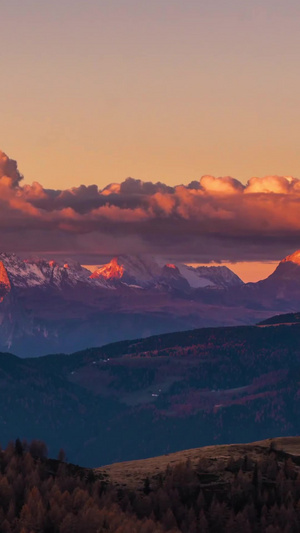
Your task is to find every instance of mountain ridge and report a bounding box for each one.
[0,250,299,356]
[88,254,243,289]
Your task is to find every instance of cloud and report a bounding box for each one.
[0,151,23,187]
[245,176,294,194]
[199,175,244,194]
[1,149,300,261]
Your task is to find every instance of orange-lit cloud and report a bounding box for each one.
[1,149,300,262]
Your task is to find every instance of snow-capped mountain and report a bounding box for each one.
[2,250,300,357]
[90,255,162,287]
[89,255,243,290]
[0,252,243,305]
[186,265,244,288]
[176,264,243,289]
[0,253,110,290]
[0,252,247,356]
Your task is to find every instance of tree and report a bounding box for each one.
[15,438,24,457]
[198,509,209,533]
[57,448,66,462]
[29,440,48,460]
[162,508,177,530]
[60,513,80,533]
[143,477,151,495]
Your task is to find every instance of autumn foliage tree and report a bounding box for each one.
[0,439,300,532]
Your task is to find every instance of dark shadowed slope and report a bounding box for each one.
[0,318,300,466]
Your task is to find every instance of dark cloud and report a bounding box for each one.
[0,151,23,187]
[0,150,300,262]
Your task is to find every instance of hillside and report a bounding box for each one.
[96,436,300,490]
[2,436,300,532]
[0,319,299,466]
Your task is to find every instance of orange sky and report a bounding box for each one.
[1,1,300,190]
[188,262,278,283]
[1,1,300,274]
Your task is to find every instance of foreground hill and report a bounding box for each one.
[1,319,300,466]
[96,436,300,490]
[2,436,300,532]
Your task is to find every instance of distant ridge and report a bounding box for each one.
[258,311,300,326]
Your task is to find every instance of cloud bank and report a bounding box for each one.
[1,150,300,262]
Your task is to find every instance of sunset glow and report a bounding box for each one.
[1,148,300,265]
[90,257,125,280]
[2,2,300,527]
[188,262,278,283]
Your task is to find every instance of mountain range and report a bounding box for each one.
[1,250,300,356]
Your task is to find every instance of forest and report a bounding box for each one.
[1,321,300,466]
[0,438,300,532]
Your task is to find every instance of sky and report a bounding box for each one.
[1,0,300,280]
[1,0,300,189]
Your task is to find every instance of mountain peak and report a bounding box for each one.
[88,254,244,291]
[0,252,99,290]
[281,250,300,266]
[90,257,125,280]
[0,261,11,301]
[265,249,300,285]
[162,264,181,276]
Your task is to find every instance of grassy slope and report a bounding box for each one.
[95,436,300,490]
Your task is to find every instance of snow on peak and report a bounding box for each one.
[90,255,162,286]
[90,257,125,280]
[162,262,243,289]
[89,255,243,290]
[0,252,244,293]
[0,253,110,290]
